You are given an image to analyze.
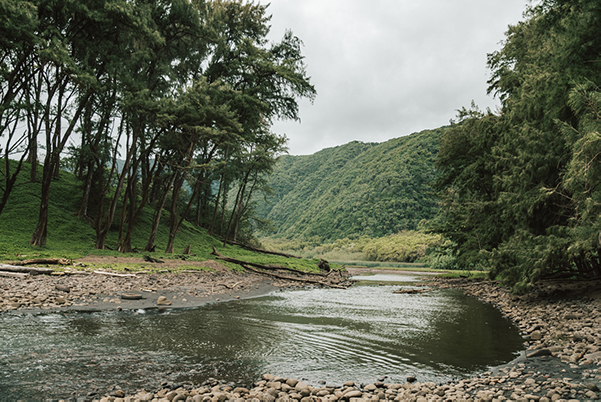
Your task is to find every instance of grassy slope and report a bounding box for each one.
[0,162,326,273]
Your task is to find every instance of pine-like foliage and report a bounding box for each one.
[433,0,601,290]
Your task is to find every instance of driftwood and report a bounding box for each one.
[224,240,302,259]
[11,258,70,266]
[220,281,242,289]
[0,271,29,278]
[93,270,137,277]
[211,281,243,294]
[241,264,348,289]
[211,247,326,277]
[0,264,54,275]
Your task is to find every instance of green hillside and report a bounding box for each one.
[0,162,325,274]
[0,162,212,258]
[256,128,444,241]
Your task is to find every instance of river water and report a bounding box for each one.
[0,274,524,400]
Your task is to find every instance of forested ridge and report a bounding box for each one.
[255,128,443,242]
[0,0,314,252]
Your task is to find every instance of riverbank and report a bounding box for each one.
[0,258,351,313]
[419,277,601,401]
[2,266,601,401]
[96,277,600,402]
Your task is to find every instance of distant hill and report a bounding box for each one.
[255,127,445,241]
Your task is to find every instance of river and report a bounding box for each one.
[0,274,524,400]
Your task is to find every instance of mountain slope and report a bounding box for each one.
[256,127,444,241]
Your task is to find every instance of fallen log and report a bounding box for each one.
[241,264,349,289]
[224,240,302,259]
[0,264,54,275]
[211,247,327,277]
[11,258,70,266]
[0,271,29,278]
[93,270,137,278]
[143,255,164,263]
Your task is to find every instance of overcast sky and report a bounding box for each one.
[259,0,528,155]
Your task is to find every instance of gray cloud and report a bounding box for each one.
[260,0,527,155]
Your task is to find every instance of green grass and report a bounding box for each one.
[0,161,336,273]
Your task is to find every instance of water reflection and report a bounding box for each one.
[0,283,523,400]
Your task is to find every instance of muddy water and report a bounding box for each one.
[0,276,524,400]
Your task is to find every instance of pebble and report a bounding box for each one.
[3,274,600,400]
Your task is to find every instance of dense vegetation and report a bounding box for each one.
[5,0,601,292]
[262,231,444,266]
[433,0,601,290]
[0,160,328,273]
[1,0,314,252]
[255,128,444,242]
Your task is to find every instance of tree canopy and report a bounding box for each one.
[0,0,315,250]
[433,0,601,290]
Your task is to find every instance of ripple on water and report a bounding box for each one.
[0,284,523,399]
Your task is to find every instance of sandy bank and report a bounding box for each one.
[0,258,351,314]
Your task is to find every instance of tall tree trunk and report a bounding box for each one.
[77,161,94,220]
[164,173,185,254]
[0,151,27,217]
[30,155,54,246]
[233,173,258,242]
[165,171,204,253]
[94,131,134,249]
[28,139,37,183]
[225,179,245,242]
[121,156,160,253]
[144,172,178,252]
[119,154,139,252]
[29,70,91,246]
[26,69,42,184]
[209,147,228,236]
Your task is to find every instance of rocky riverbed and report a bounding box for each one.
[1,264,601,401]
[0,259,350,313]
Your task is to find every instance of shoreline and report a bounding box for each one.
[1,267,600,401]
[91,276,601,402]
[1,259,351,314]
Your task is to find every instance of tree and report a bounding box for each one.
[29,0,102,246]
[225,132,287,243]
[0,0,38,215]
[434,0,601,289]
